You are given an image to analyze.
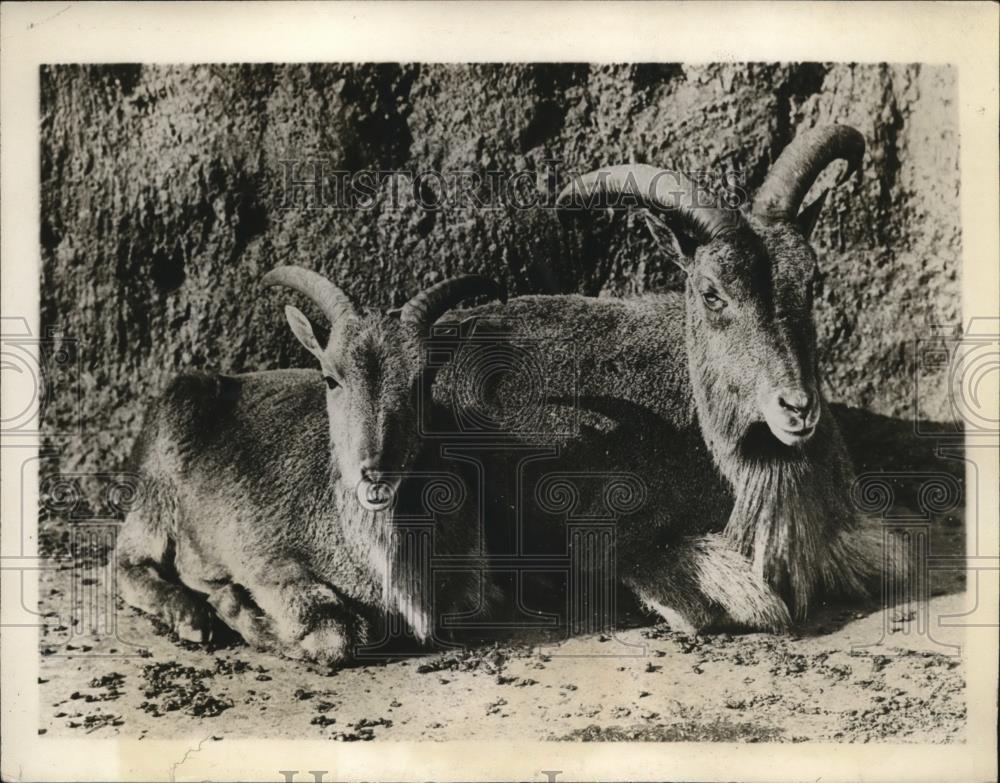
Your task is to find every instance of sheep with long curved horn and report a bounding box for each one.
[441,125,894,624]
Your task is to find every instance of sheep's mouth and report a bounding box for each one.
[770,424,815,446]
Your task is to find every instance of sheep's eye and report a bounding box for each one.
[324,376,340,391]
[702,291,726,311]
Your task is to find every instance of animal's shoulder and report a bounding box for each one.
[153,369,328,460]
[134,370,334,517]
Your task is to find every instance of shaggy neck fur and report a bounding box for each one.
[687,323,879,618]
[331,457,432,640]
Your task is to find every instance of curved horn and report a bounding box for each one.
[400,275,507,329]
[556,164,744,243]
[262,265,358,327]
[753,125,865,223]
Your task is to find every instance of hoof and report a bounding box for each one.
[295,619,352,667]
[284,583,342,627]
[164,595,214,644]
[208,583,280,651]
[207,583,245,617]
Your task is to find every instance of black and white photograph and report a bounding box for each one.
[1,3,997,782]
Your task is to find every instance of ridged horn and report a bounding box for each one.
[753,125,865,223]
[400,275,507,329]
[262,265,358,327]
[556,164,744,243]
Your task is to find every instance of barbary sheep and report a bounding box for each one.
[115,271,505,665]
[440,126,887,627]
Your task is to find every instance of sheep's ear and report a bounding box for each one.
[643,210,696,271]
[284,304,324,359]
[796,189,829,240]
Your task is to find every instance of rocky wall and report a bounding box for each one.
[38,63,961,483]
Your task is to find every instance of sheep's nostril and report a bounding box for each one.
[777,389,812,416]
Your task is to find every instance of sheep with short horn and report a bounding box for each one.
[115,270,505,665]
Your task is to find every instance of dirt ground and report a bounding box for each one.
[37,515,966,746]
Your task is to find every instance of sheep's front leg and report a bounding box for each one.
[239,559,357,666]
[625,534,791,634]
[116,512,216,643]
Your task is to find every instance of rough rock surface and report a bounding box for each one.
[39,63,961,486]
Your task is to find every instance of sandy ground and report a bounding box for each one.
[37,516,966,745]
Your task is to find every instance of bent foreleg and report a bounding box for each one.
[236,556,365,666]
[115,511,215,643]
[624,533,791,634]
